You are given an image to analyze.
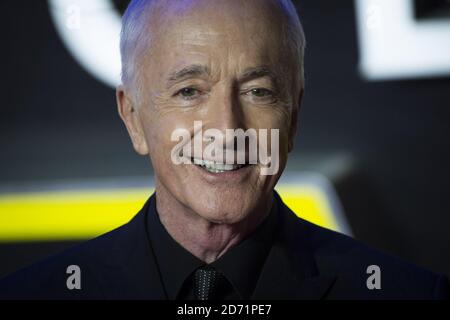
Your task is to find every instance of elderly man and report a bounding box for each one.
[0,0,448,300]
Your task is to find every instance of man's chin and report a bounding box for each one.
[187,194,261,225]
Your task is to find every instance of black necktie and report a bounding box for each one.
[193,266,223,300]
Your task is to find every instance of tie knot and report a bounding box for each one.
[194,266,222,300]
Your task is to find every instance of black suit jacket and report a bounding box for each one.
[0,192,448,300]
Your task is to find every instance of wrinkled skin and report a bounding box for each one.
[117,0,303,262]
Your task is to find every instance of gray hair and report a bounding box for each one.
[120,0,306,100]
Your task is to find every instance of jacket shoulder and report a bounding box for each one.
[0,215,137,300]
[284,210,449,300]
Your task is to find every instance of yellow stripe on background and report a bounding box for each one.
[0,186,339,243]
[0,189,151,243]
[276,185,339,232]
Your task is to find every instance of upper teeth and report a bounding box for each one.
[192,158,245,173]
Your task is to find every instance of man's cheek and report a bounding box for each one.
[144,135,169,174]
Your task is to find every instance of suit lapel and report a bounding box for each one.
[252,192,337,300]
[96,196,167,299]
[251,241,337,300]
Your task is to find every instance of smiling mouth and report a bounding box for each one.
[192,158,250,174]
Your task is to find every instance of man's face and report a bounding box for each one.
[120,0,302,224]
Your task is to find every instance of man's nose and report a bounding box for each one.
[203,87,245,135]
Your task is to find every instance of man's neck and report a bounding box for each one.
[154,181,272,264]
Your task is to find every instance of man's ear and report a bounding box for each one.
[116,85,149,156]
[288,88,304,153]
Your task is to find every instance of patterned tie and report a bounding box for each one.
[193,266,223,300]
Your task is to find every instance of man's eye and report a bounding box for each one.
[249,88,273,98]
[176,87,200,99]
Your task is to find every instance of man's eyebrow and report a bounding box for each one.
[238,66,279,84]
[166,64,210,88]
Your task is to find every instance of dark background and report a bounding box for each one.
[0,0,449,279]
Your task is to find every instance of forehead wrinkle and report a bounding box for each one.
[180,29,226,44]
[238,66,280,85]
[166,64,211,88]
